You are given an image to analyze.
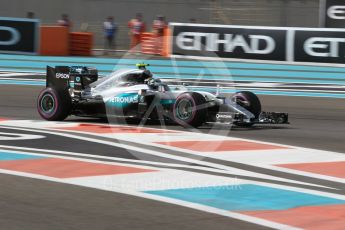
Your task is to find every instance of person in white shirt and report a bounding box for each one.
[103,16,117,53]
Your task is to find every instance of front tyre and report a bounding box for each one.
[37,87,72,121]
[173,92,207,128]
[232,91,261,127]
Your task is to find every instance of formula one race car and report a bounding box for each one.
[37,63,288,128]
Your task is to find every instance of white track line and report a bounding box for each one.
[0,124,328,187]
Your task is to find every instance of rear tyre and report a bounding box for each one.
[232,91,261,127]
[173,92,207,128]
[37,87,72,121]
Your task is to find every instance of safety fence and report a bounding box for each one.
[40,26,93,56]
[141,33,160,55]
[70,32,93,56]
[140,29,170,56]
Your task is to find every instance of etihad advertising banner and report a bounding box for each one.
[171,24,287,61]
[170,23,345,64]
[320,0,345,28]
[294,29,345,63]
[0,17,39,54]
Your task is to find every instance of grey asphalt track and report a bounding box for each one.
[0,84,344,230]
[1,85,344,152]
[0,173,268,230]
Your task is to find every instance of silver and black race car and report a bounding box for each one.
[37,63,288,128]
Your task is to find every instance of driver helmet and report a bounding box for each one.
[142,69,153,79]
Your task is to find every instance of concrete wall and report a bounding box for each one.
[0,0,320,49]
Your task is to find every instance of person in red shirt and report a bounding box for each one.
[128,13,146,52]
[152,15,167,54]
[152,15,167,37]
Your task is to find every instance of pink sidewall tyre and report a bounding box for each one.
[173,92,207,128]
[37,87,71,121]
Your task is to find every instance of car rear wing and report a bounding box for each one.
[46,66,98,91]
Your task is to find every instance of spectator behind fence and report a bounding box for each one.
[152,15,167,54]
[189,18,197,23]
[152,15,167,37]
[103,16,117,53]
[26,12,35,19]
[57,14,72,28]
[128,13,146,52]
